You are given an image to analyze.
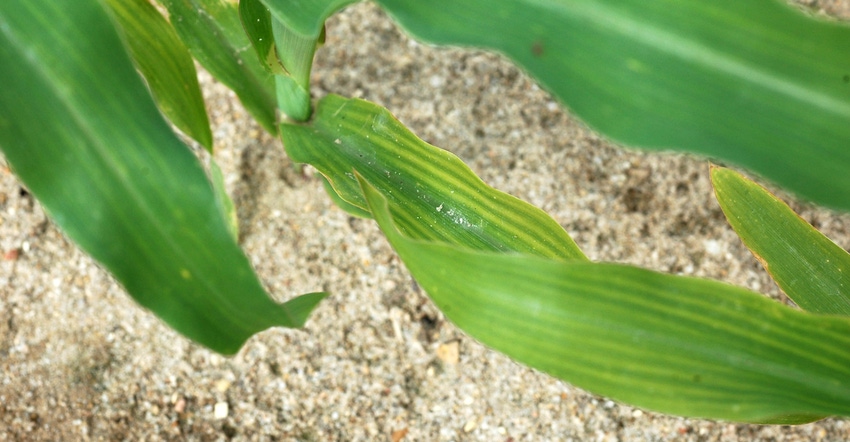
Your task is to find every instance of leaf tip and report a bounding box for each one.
[282,291,329,328]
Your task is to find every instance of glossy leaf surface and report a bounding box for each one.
[712,166,850,315]
[281,95,585,261]
[360,175,850,424]
[0,0,325,355]
[157,0,278,134]
[361,0,850,211]
[105,0,213,150]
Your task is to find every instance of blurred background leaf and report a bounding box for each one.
[0,0,324,355]
[712,166,850,315]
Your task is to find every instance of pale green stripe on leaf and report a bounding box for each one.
[209,158,239,241]
[359,175,850,424]
[0,0,324,354]
[104,0,213,151]
[373,0,850,211]
[712,166,850,316]
[281,94,585,261]
[157,0,278,134]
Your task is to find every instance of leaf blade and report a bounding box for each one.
[0,0,323,354]
[373,0,850,210]
[281,95,585,261]
[359,174,850,423]
[104,0,213,151]
[239,0,286,75]
[712,166,850,315]
[209,157,239,240]
[157,0,278,134]
[260,0,358,38]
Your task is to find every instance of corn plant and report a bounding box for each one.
[1,0,850,424]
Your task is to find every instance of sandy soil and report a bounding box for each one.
[3,1,850,440]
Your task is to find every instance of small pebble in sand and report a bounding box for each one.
[214,402,228,419]
[436,341,459,365]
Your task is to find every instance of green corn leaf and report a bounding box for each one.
[712,166,850,316]
[104,0,213,151]
[209,158,239,241]
[157,0,278,134]
[275,74,312,121]
[260,0,357,38]
[321,177,372,218]
[281,94,585,261]
[0,0,325,355]
[368,0,850,211]
[239,0,287,75]
[271,18,318,121]
[271,17,317,89]
[359,174,850,424]
[245,0,326,121]
[240,0,315,120]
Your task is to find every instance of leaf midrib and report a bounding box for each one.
[535,0,850,117]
